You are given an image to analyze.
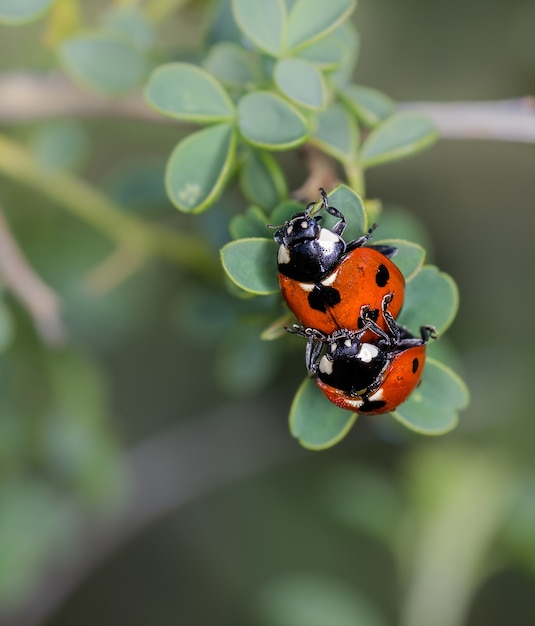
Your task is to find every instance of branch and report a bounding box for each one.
[398,97,535,143]
[1,73,534,143]
[0,209,65,345]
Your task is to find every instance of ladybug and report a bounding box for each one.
[294,294,437,415]
[272,189,405,335]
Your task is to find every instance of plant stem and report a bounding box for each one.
[344,161,365,197]
[0,133,220,281]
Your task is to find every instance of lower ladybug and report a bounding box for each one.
[294,295,437,415]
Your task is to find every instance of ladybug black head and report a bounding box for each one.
[272,212,322,247]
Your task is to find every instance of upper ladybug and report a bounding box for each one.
[272,189,405,335]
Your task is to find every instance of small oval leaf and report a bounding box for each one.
[232,0,287,56]
[165,123,236,213]
[296,32,346,69]
[230,206,270,240]
[274,58,326,110]
[329,22,360,88]
[203,42,259,89]
[101,7,154,51]
[220,238,279,294]
[311,103,359,164]
[397,265,459,335]
[0,0,53,24]
[286,0,357,52]
[324,184,367,241]
[58,32,147,96]
[240,150,288,211]
[238,91,309,150]
[339,84,394,127]
[360,113,438,169]
[145,63,235,123]
[391,358,469,435]
[289,377,357,449]
[374,238,425,282]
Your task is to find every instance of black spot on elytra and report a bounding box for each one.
[376,264,390,287]
[308,285,341,312]
[412,357,419,373]
[359,398,387,413]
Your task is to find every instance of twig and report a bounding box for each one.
[398,97,535,142]
[1,73,534,143]
[0,209,65,345]
[293,145,341,202]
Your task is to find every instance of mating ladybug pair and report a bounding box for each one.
[272,189,437,415]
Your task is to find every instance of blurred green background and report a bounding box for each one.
[1,0,535,625]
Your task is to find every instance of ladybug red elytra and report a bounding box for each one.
[272,189,405,336]
[293,294,437,415]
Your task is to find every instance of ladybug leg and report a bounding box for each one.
[359,304,392,343]
[420,325,439,343]
[346,223,378,251]
[380,293,401,343]
[319,187,346,236]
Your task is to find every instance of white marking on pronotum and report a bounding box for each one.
[358,343,380,363]
[330,342,337,353]
[344,338,352,348]
[344,397,364,408]
[298,282,315,292]
[287,224,293,235]
[319,356,333,375]
[321,269,339,287]
[318,228,339,243]
[300,221,308,229]
[278,245,291,264]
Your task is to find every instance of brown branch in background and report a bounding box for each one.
[398,97,535,142]
[0,210,65,345]
[293,144,341,202]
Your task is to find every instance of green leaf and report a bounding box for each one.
[391,358,469,435]
[145,63,235,123]
[260,312,294,340]
[230,206,270,239]
[165,123,237,213]
[257,573,388,626]
[311,103,358,164]
[274,58,326,110]
[374,238,425,282]
[30,121,89,172]
[232,0,287,56]
[360,113,438,169]
[329,23,360,87]
[323,184,367,242]
[289,378,357,449]
[269,200,305,226]
[396,265,459,335]
[339,84,394,127]
[376,205,435,256]
[238,91,309,150]
[285,0,357,52]
[0,0,53,24]
[296,30,346,69]
[58,32,148,96]
[240,150,288,211]
[0,302,14,352]
[203,42,259,89]
[220,238,279,294]
[101,7,154,52]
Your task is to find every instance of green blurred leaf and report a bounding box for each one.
[391,358,469,435]
[339,84,394,127]
[230,205,270,239]
[240,149,288,211]
[220,238,279,294]
[397,265,459,335]
[323,184,367,241]
[30,120,89,171]
[0,302,14,353]
[376,205,435,256]
[206,0,242,46]
[232,0,287,56]
[360,113,438,169]
[289,377,357,449]
[327,22,360,87]
[274,58,326,110]
[238,91,309,150]
[0,0,53,24]
[215,326,278,395]
[285,0,357,52]
[374,238,425,282]
[269,200,304,226]
[101,6,154,51]
[203,42,259,89]
[311,103,358,164]
[296,28,346,69]
[166,123,237,213]
[256,573,387,626]
[58,32,148,96]
[260,312,294,340]
[145,63,235,122]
